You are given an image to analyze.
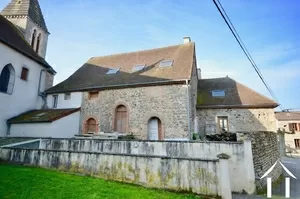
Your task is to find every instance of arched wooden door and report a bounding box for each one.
[148,117,163,140]
[115,105,127,133]
[86,118,97,134]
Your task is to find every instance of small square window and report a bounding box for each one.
[64,93,71,100]
[212,90,225,97]
[52,95,58,108]
[106,68,120,75]
[21,67,29,81]
[217,116,228,132]
[88,91,99,100]
[159,60,173,67]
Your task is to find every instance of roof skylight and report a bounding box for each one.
[106,68,120,75]
[159,60,173,67]
[132,64,145,72]
[211,90,225,97]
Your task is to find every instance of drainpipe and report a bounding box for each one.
[186,80,191,140]
[38,69,48,109]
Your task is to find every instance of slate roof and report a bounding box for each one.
[46,42,195,94]
[275,112,300,121]
[1,0,49,33]
[7,108,80,124]
[0,15,55,74]
[197,77,278,109]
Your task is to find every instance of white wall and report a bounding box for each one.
[0,43,48,136]
[46,92,82,109]
[9,111,80,138]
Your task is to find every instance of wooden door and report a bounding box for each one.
[115,105,127,133]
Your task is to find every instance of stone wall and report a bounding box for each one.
[0,147,224,197]
[197,108,277,135]
[189,59,198,135]
[40,138,254,193]
[80,84,190,139]
[237,131,282,189]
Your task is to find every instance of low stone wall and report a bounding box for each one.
[40,139,254,194]
[237,131,282,189]
[0,147,225,197]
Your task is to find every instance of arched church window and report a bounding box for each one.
[0,64,15,94]
[31,29,37,48]
[36,33,41,53]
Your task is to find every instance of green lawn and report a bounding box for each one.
[0,164,202,199]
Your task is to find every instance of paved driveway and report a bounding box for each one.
[233,156,300,199]
[272,156,300,199]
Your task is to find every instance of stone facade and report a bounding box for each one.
[277,119,300,153]
[237,131,282,189]
[80,84,191,139]
[189,57,198,135]
[197,108,277,135]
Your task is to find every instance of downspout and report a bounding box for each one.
[38,69,48,109]
[186,80,191,140]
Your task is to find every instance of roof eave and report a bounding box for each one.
[196,104,279,109]
[45,79,190,94]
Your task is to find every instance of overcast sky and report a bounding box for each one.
[1,0,299,110]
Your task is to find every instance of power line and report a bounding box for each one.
[212,0,284,110]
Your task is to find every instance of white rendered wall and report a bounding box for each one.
[0,43,48,136]
[46,92,82,109]
[9,111,80,138]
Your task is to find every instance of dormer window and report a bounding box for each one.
[106,68,120,75]
[132,64,145,72]
[159,60,173,67]
[211,90,225,97]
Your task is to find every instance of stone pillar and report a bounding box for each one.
[278,129,286,157]
[217,153,232,199]
[243,139,256,194]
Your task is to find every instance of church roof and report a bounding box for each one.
[1,0,49,33]
[0,15,55,74]
[46,42,195,94]
[197,77,278,109]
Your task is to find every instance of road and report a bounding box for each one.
[233,156,300,199]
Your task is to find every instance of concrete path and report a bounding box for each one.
[233,156,300,199]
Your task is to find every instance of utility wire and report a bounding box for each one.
[212,0,284,110]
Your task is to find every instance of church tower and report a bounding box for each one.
[1,0,49,59]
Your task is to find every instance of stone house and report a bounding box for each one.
[275,111,300,153]
[196,77,279,136]
[46,37,198,140]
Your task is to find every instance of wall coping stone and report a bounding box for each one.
[1,147,219,162]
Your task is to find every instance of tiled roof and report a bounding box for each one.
[7,108,80,124]
[0,15,55,74]
[1,0,49,33]
[197,77,278,109]
[275,112,300,121]
[46,42,195,93]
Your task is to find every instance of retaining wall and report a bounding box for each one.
[40,139,253,194]
[0,147,225,197]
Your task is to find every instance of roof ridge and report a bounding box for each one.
[89,42,194,61]
[199,77,228,81]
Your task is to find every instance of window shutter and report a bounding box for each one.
[289,123,292,131]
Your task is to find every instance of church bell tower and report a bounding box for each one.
[1,0,49,59]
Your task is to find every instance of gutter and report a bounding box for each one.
[186,80,191,140]
[46,79,189,94]
[196,104,279,109]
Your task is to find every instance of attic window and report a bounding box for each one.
[132,64,145,72]
[212,90,225,97]
[159,60,173,67]
[106,68,120,75]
